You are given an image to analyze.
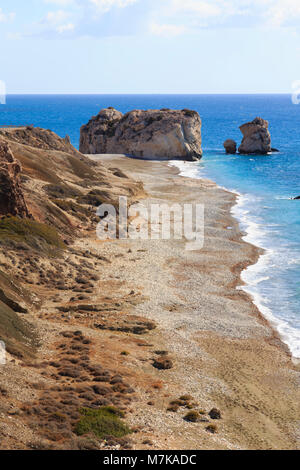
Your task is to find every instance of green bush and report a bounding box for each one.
[74,407,131,440]
[0,216,65,255]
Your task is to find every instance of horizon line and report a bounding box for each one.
[4,92,292,96]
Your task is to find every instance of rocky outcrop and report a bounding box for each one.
[80,108,202,161]
[0,126,81,157]
[0,141,30,218]
[293,196,300,200]
[223,139,237,154]
[238,117,271,155]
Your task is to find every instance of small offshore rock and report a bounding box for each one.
[223,139,237,154]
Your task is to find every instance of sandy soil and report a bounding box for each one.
[0,152,299,450]
[88,154,300,450]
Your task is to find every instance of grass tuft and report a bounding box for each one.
[0,216,65,255]
[74,406,131,440]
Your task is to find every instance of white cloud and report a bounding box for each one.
[44,0,75,5]
[89,0,138,13]
[56,22,75,33]
[45,10,70,25]
[150,22,186,37]
[148,0,251,34]
[266,0,300,27]
[41,9,76,34]
[149,0,300,35]
[13,0,300,42]
[170,0,222,18]
[34,0,139,37]
[0,8,15,23]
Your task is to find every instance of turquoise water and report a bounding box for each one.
[0,94,299,357]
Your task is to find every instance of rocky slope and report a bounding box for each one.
[79,108,202,161]
[0,142,30,218]
[0,127,153,450]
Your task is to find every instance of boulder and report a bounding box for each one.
[238,117,271,155]
[0,141,30,218]
[223,139,237,154]
[80,108,202,161]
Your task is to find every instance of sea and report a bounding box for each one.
[0,94,299,358]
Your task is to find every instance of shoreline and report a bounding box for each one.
[1,142,298,449]
[170,159,300,362]
[89,154,300,449]
[234,194,300,362]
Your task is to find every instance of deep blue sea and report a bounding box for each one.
[1,94,299,357]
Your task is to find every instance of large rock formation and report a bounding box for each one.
[223,139,237,154]
[0,141,30,217]
[238,117,271,155]
[80,108,202,161]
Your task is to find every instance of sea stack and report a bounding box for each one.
[238,117,271,155]
[223,139,237,154]
[80,108,203,161]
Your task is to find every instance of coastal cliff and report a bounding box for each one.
[0,142,30,218]
[79,108,202,161]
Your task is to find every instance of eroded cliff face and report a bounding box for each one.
[238,117,271,155]
[80,108,202,161]
[0,142,30,218]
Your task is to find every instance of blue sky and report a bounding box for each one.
[0,0,300,93]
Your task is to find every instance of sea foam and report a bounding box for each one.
[171,160,300,360]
